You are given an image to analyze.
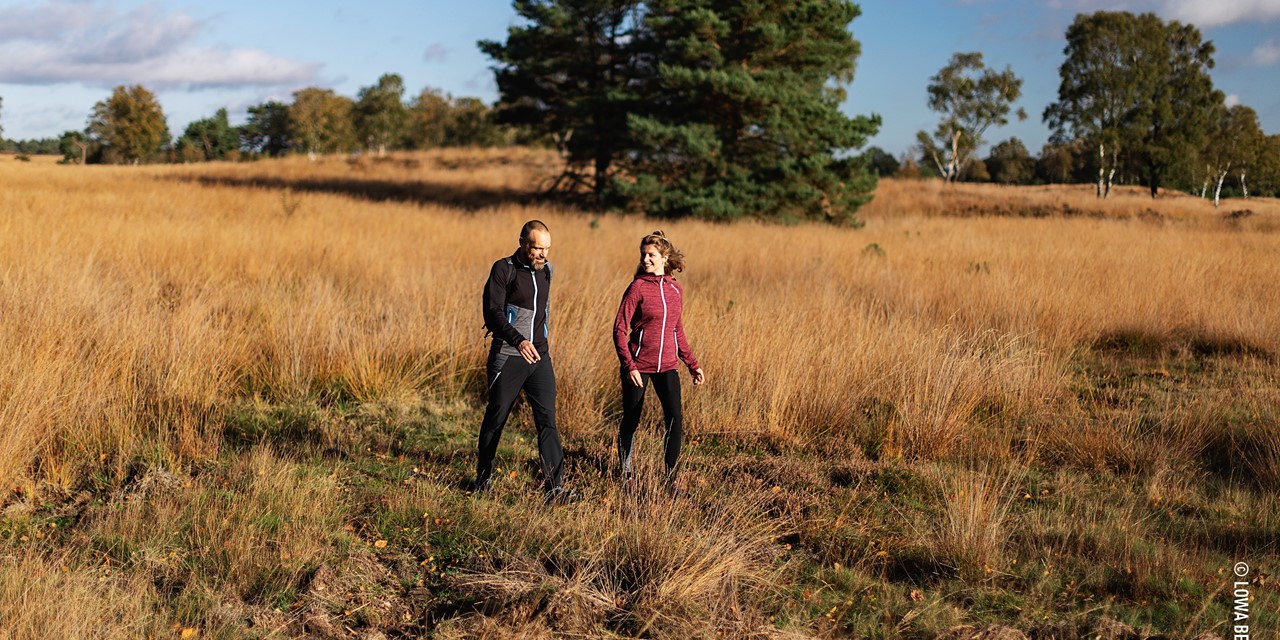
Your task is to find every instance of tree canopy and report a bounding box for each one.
[985,137,1033,185]
[289,88,357,158]
[355,73,409,156]
[917,52,1026,183]
[88,85,169,164]
[1044,11,1220,198]
[482,0,880,224]
[480,0,641,201]
[241,101,293,157]
[177,108,239,162]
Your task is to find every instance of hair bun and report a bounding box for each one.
[650,230,665,237]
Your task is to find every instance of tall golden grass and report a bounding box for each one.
[1,153,1278,493]
[1,151,1277,637]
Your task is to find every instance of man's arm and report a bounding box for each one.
[483,260,526,348]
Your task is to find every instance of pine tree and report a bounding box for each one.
[479,0,643,201]
[178,108,240,162]
[242,101,292,157]
[619,0,880,224]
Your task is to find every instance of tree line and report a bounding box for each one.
[899,11,1280,203]
[3,6,1278,219]
[0,76,513,165]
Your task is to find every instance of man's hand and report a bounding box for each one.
[518,340,541,365]
[692,368,705,386]
[628,369,644,388]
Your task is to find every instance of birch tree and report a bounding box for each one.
[1202,104,1264,206]
[917,52,1025,183]
[87,85,169,164]
[289,88,356,159]
[1045,11,1219,199]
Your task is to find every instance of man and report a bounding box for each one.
[473,220,575,504]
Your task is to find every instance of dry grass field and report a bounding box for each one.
[0,149,1275,639]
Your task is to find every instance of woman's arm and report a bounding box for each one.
[613,281,642,372]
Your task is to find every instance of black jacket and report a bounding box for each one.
[483,251,552,353]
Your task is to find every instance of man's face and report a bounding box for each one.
[522,229,551,270]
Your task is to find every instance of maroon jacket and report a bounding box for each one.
[614,274,699,374]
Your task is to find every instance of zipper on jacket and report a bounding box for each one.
[529,268,538,341]
[657,279,667,372]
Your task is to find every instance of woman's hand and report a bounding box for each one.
[692,368,705,386]
[629,369,644,387]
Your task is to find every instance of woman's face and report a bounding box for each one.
[640,244,667,276]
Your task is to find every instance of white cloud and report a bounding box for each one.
[1225,94,1242,107]
[1251,38,1280,65]
[1046,0,1280,27]
[0,1,319,88]
[1164,0,1280,27]
[0,1,99,41]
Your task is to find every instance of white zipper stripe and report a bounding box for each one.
[529,268,538,341]
[657,279,667,372]
[634,329,643,358]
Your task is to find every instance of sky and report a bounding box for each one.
[0,0,1277,158]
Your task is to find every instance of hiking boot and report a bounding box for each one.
[544,486,580,506]
[621,473,637,494]
[467,477,492,495]
[665,479,687,499]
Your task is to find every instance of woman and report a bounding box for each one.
[613,231,705,491]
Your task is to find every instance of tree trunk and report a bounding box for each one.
[1240,170,1248,199]
[947,130,962,183]
[1104,147,1116,199]
[1096,144,1105,198]
[1213,171,1227,208]
[594,145,611,204]
[926,147,947,182]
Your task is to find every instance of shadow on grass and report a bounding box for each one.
[1093,329,1273,361]
[170,174,544,211]
[519,443,614,488]
[223,402,328,452]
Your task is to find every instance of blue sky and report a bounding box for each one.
[1,0,1277,158]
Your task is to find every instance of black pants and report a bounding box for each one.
[476,349,564,491]
[618,369,682,478]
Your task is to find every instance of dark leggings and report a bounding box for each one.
[618,369,682,478]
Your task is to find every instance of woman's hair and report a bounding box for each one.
[636,230,685,277]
